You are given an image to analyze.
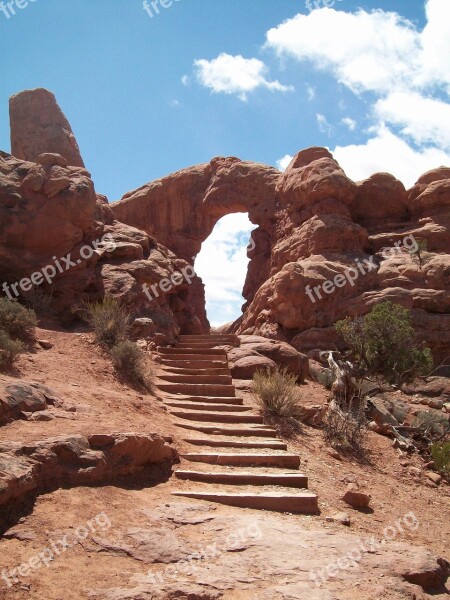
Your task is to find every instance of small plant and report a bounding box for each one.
[0,330,24,370]
[0,297,37,341]
[253,367,304,438]
[253,367,301,418]
[0,298,36,371]
[85,298,130,348]
[336,302,433,386]
[324,395,368,453]
[431,441,450,476]
[111,340,152,387]
[408,238,430,269]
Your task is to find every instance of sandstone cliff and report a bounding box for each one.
[1,89,449,361]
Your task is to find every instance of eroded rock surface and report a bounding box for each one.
[89,501,449,600]
[112,146,450,361]
[0,433,178,533]
[2,88,449,360]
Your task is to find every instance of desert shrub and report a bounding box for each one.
[431,441,450,476]
[253,367,302,418]
[0,297,37,341]
[111,340,152,387]
[409,238,431,269]
[85,298,130,348]
[0,330,24,370]
[21,287,54,313]
[310,364,334,390]
[413,410,450,438]
[335,302,433,386]
[324,396,368,453]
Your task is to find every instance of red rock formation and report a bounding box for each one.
[2,89,449,361]
[9,89,85,168]
[113,146,450,362]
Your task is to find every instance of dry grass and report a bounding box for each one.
[85,298,131,348]
[253,367,304,437]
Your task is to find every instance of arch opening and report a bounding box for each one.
[194,213,257,328]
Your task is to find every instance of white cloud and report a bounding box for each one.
[195,214,257,324]
[416,0,450,91]
[181,75,189,86]
[316,113,334,135]
[333,125,450,188]
[341,117,357,131]
[265,8,420,94]
[268,1,450,186]
[375,92,450,150]
[306,84,315,100]
[193,53,293,101]
[276,154,293,171]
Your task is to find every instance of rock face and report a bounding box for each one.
[9,89,85,168]
[89,502,449,600]
[113,146,450,361]
[0,433,178,533]
[2,88,449,358]
[0,150,202,340]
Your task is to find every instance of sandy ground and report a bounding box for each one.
[0,322,448,599]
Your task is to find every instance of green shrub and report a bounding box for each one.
[253,367,302,419]
[85,298,130,348]
[431,441,450,476]
[0,330,24,370]
[111,340,152,386]
[0,297,37,341]
[335,302,433,385]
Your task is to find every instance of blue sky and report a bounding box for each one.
[1,0,449,325]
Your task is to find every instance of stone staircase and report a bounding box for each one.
[156,334,319,514]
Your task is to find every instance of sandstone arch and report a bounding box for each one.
[4,88,449,360]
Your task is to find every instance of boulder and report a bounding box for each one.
[231,335,309,381]
[342,483,371,508]
[9,88,85,167]
[0,379,66,425]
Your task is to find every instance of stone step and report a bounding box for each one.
[159,347,226,356]
[158,374,233,385]
[161,367,231,376]
[184,437,288,450]
[171,489,319,514]
[165,395,244,405]
[177,342,231,349]
[175,423,276,437]
[175,470,308,487]
[160,356,229,365]
[161,359,228,369]
[165,401,252,412]
[170,410,264,424]
[180,335,238,340]
[157,384,236,397]
[181,452,300,469]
